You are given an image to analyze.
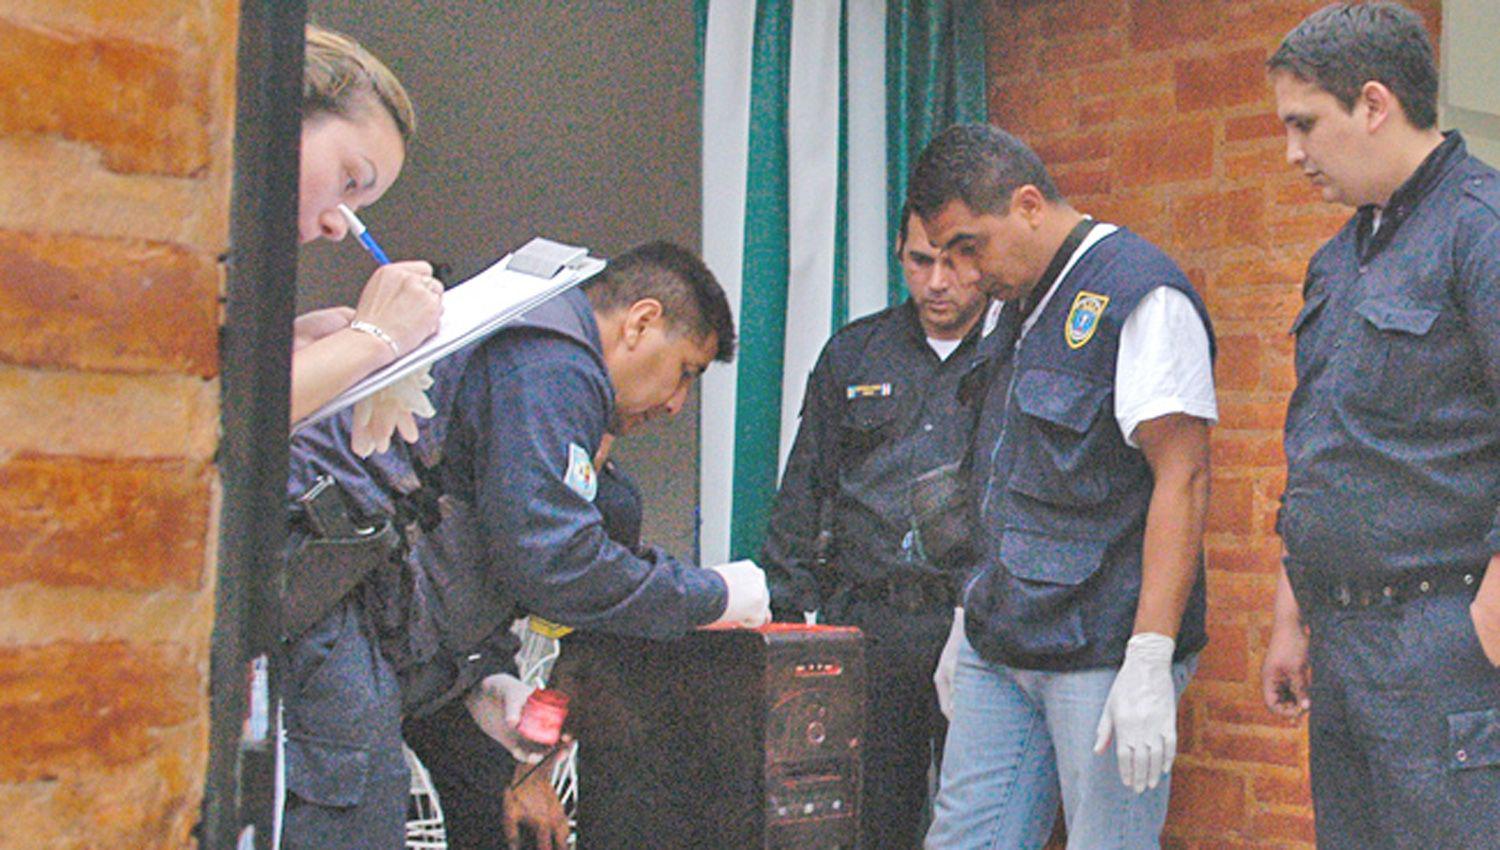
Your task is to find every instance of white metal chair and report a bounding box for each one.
[404,745,448,850]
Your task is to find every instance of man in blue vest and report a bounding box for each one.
[914,125,1217,849]
[759,205,991,850]
[1260,5,1500,847]
[279,241,770,850]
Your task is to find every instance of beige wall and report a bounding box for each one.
[0,1,238,846]
[1443,0,1500,165]
[299,0,704,556]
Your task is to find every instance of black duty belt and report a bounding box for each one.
[1306,568,1484,610]
[849,574,955,613]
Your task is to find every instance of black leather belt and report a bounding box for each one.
[849,574,955,613]
[1307,569,1483,610]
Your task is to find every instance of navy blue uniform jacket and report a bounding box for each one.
[421,287,728,639]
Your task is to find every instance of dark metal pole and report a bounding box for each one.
[202,1,305,847]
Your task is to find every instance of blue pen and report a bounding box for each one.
[337,203,391,265]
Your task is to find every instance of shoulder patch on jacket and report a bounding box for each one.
[563,442,598,501]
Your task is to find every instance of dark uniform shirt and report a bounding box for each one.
[760,299,985,616]
[1281,132,1500,586]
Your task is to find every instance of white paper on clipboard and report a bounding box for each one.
[293,238,606,433]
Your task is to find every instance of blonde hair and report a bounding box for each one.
[303,23,416,141]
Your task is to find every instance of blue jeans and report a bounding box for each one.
[925,637,1196,850]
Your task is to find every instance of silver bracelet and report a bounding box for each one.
[349,320,400,356]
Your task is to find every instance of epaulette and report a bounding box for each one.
[1462,169,1500,220]
[821,302,903,364]
[832,302,900,341]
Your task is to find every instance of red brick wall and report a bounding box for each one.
[0,2,237,847]
[982,1,1441,847]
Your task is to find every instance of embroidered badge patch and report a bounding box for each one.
[563,442,598,502]
[846,383,893,400]
[1065,291,1110,350]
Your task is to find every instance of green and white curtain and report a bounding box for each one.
[696,0,987,565]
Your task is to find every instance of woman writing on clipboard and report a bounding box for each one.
[288,25,442,452]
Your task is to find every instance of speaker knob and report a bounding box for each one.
[806,720,827,745]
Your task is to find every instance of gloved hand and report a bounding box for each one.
[933,607,964,720]
[705,560,772,629]
[350,364,436,457]
[464,673,548,764]
[1093,632,1178,794]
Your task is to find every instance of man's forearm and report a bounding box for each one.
[1133,461,1210,639]
[1272,559,1303,629]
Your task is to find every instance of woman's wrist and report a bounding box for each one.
[348,319,401,357]
[339,324,399,370]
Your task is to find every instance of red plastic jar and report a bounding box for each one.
[516,687,570,747]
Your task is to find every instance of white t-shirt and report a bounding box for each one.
[927,336,963,361]
[1007,223,1218,447]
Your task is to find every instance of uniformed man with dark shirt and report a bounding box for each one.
[760,207,990,850]
[280,242,771,850]
[1260,5,1500,848]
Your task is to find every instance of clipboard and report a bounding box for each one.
[293,237,606,433]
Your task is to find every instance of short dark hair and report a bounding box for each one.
[895,201,914,256]
[1268,2,1438,130]
[585,241,736,362]
[907,124,1060,221]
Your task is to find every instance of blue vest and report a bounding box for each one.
[964,227,1214,671]
[287,292,605,717]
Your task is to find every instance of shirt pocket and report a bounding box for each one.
[839,393,901,464]
[1347,297,1442,418]
[1447,708,1500,773]
[990,529,1109,658]
[1006,369,1111,507]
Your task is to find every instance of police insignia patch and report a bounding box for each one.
[563,442,597,502]
[1065,291,1109,349]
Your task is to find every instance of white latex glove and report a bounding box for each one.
[1093,632,1178,793]
[705,560,771,629]
[350,364,436,457]
[463,673,548,764]
[933,607,964,720]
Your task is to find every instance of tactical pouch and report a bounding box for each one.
[282,476,402,641]
[908,461,975,569]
